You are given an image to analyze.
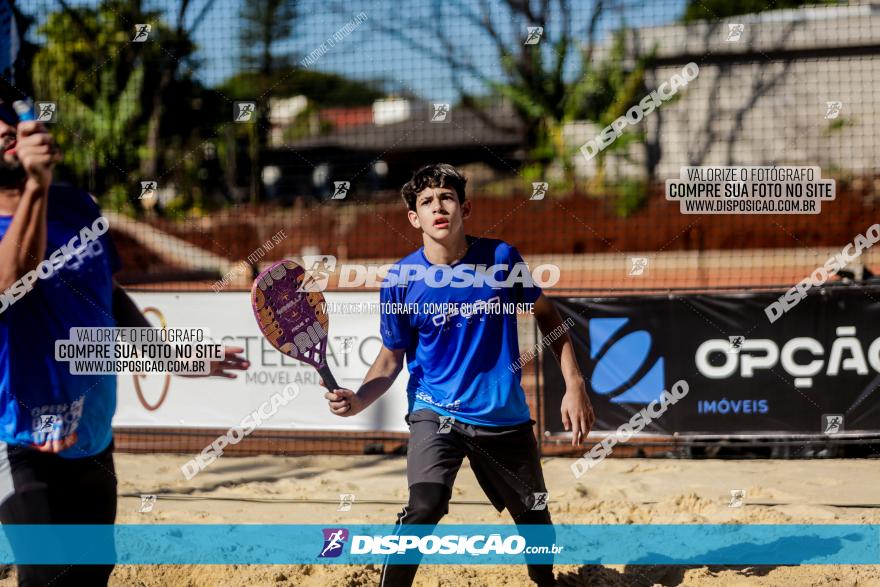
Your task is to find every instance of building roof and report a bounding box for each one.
[318,106,374,130]
[282,102,524,152]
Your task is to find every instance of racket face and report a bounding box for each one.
[251,260,330,370]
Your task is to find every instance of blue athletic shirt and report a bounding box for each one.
[0,184,120,458]
[380,236,542,426]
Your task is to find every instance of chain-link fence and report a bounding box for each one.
[16,0,879,292]
[12,0,880,455]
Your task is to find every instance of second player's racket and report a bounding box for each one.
[251,260,339,390]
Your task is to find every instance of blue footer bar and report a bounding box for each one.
[0,524,876,565]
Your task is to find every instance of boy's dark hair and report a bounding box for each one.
[401,163,467,211]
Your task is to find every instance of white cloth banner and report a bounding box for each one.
[112,291,410,432]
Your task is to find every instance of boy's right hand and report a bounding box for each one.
[324,388,364,417]
[16,121,60,189]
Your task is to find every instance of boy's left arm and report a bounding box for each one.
[531,294,595,446]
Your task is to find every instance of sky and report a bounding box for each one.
[20,0,687,100]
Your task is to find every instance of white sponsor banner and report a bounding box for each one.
[112,291,410,432]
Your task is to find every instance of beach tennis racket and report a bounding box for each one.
[251,259,339,390]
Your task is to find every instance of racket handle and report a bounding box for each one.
[12,100,34,122]
[318,365,339,391]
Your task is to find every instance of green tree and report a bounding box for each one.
[367,0,645,187]
[140,0,198,185]
[222,67,382,107]
[240,0,298,74]
[239,0,299,202]
[30,0,215,212]
[569,29,654,188]
[31,1,160,199]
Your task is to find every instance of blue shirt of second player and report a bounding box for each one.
[380,236,541,427]
[0,186,120,458]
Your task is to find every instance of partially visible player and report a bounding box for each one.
[324,163,594,586]
[0,100,249,586]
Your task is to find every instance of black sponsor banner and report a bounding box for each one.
[542,287,880,435]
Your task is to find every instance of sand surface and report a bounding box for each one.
[4,455,879,586]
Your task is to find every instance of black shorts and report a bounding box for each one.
[0,441,117,587]
[405,409,548,517]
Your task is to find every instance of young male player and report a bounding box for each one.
[324,163,594,586]
[0,102,249,586]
